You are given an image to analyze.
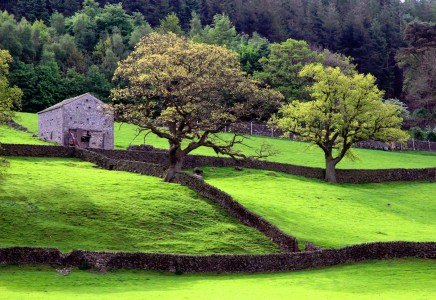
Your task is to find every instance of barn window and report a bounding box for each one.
[81,131,91,143]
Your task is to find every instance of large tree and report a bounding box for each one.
[0,50,22,126]
[270,64,408,183]
[112,33,283,182]
[254,38,324,102]
[396,21,436,127]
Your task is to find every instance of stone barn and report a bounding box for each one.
[38,93,114,149]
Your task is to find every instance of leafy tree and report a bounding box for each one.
[188,11,204,39]
[270,64,408,183]
[50,11,66,36]
[8,61,36,112]
[67,12,96,52]
[14,0,49,22]
[0,11,23,58]
[95,3,133,37]
[237,32,270,75]
[85,65,112,101]
[112,33,283,182]
[31,50,64,111]
[397,21,436,126]
[0,50,22,125]
[255,38,324,101]
[16,18,35,64]
[157,13,183,35]
[203,14,239,49]
[128,21,153,49]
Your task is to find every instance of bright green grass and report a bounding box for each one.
[0,259,435,299]
[0,125,50,145]
[13,112,436,169]
[0,157,279,254]
[12,112,38,133]
[111,118,436,169]
[204,168,436,249]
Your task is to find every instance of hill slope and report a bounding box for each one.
[0,157,279,254]
[204,168,436,248]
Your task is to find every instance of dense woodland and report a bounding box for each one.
[0,0,435,133]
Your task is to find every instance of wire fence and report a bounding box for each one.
[225,122,436,152]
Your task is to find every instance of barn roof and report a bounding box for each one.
[38,93,102,114]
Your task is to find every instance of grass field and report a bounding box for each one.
[0,157,279,254]
[0,259,435,299]
[11,112,436,169]
[204,168,436,249]
[0,125,50,145]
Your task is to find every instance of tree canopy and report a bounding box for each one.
[112,33,283,182]
[270,64,408,183]
[0,50,22,126]
[396,21,436,127]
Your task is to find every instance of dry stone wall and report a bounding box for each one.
[1,242,435,273]
[1,144,435,183]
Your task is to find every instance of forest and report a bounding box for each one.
[0,0,435,134]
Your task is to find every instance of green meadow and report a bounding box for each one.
[0,259,435,300]
[0,157,279,254]
[204,167,436,248]
[0,113,435,299]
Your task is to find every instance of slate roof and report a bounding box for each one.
[38,93,99,114]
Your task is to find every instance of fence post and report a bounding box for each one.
[271,128,274,137]
[224,126,227,133]
[412,138,415,150]
[250,122,253,135]
[429,140,431,151]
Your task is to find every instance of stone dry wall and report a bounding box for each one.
[91,148,436,183]
[1,144,435,183]
[0,144,75,157]
[1,242,435,273]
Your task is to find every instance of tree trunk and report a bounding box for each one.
[325,157,338,183]
[164,145,185,182]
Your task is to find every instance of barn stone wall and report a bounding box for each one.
[62,95,114,149]
[38,94,114,149]
[37,108,63,145]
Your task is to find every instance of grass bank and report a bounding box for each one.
[0,259,434,299]
[0,157,279,254]
[204,168,436,248]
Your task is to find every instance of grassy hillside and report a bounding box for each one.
[0,259,435,299]
[12,112,436,169]
[0,157,279,254]
[204,168,436,249]
[0,126,48,145]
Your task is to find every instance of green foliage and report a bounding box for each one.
[95,3,133,36]
[157,13,183,35]
[0,50,22,126]
[255,39,324,101]
[271,64,409,182]
[237,33,270,74]
[203,14,239,49]
[397,21,436,127]
[112,33,283,181]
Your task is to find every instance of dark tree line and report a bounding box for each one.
[0,0,434,127]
